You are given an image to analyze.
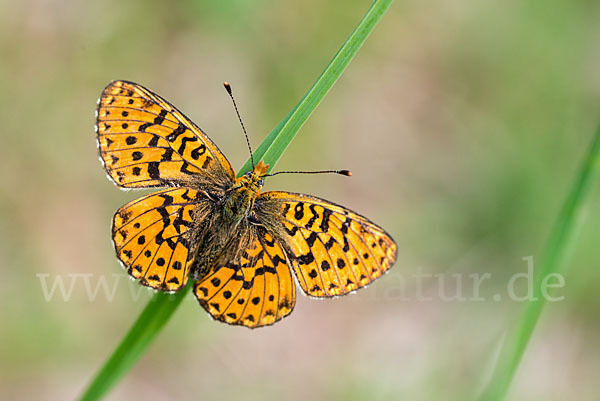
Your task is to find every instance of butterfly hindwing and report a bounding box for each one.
[96,80,235,188]
[194,226,296,328]
[112,187,209,292]
[255,191,397,298]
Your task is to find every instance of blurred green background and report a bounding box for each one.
[1,0,599,400]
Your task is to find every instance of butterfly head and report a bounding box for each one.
[236,160,269,192]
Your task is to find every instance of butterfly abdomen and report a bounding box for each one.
[189,186,256,280]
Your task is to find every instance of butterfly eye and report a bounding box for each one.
[245,172,252,178]
[258,179,264,186]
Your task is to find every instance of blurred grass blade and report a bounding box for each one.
[479,125,600,401]
[79,1,393,400]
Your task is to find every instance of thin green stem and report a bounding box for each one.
[79,1,393,400]
[479,125,600,401]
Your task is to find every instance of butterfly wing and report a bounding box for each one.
[96,80,236,188]
[255,191,397,298]
[194,225,296,328]
[113,187,211,292]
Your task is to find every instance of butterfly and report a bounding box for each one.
[96,80,397,328]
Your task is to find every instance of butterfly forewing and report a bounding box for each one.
[194,226,296,328]
[96,80,235,188]
[255,191,397,298]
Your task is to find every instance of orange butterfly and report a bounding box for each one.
[96,80,397,328]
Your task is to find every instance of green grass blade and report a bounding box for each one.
[79,281,192,401]
[479,125,600,401]
[79,1,393,400]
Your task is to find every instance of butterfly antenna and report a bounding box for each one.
[263,169,352,178]
[224,82,254,170]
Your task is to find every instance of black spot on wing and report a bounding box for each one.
[294,202,305,220]
[148,162,160,179]
[306,232,318,247]
[154,109,167,125]
[297,252,314,265]
[284,225,298,236]
[190,143,206,160]
[180,161,196,175]
[341,217,351,234]
[181,190,192,201]
[342,236,350,252]
[201,156,212,169]
[158,193,174,206]
[305,204,319,228]
[166,123,187,142]
[263,235,276,247]
[320,208,332,232]
[271,254,286,267]
[161,148,174,161]
[139,122,152,132]
[177,136,198,154]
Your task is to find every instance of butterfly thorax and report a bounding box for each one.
[222,161,268,225]
[190,161,269,279]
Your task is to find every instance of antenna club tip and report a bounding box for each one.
[223,82,232,95]
[339,170,352,176]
